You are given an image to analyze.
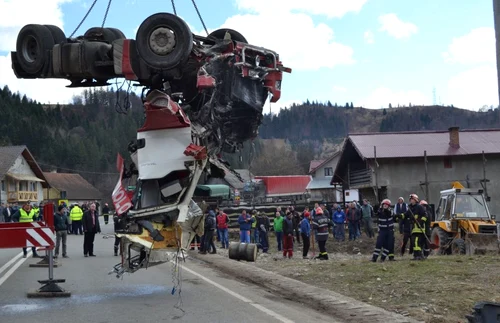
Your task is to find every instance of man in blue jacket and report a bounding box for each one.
[300,211,311,259]
[238,210,254,243]
[332,206,346,241]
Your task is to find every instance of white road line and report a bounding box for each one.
[180,264,295,323]
[0,252,23,277]
[0,252,31,288]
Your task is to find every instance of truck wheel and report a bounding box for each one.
[431,227,451,255]
[207,28,247,43]
[84,27,121,42]
[16,24,55,74]
[451,238,466,255]
[106,28,126,40]
[135,13,193,69]
[43,25,67,44]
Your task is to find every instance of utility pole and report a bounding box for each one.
[373,146,379,204]
[483,150,488,200]
[493,0,500,107]
[424,150,429,202]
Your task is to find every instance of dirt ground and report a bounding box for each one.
[211,230,500,323]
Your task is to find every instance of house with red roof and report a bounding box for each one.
[332,127,500,211]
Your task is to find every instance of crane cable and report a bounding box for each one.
[69,0,99,38]
[171,0,177,16]
[190,0,209,35]
[101,0,113,27]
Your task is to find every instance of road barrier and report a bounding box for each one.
[0,203,70,297]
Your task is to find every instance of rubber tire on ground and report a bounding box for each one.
[451,238,466,255]
[228,242,240,260]
[207,28,248,43]
[431,226,452,255]
[84,27,120,42]
[244,243,257,262]
[135,13,193,70]
[16,24,55,74]
[43,25,67,44]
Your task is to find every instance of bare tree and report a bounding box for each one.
[251,144,303,175]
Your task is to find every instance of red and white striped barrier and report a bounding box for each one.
[0,222,55,249]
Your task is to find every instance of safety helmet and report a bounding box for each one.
[381,199,391,206]
[315,207,323,215]
[419,200,428,206]
[409,194,419,202]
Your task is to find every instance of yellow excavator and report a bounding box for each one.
[430,182,499,255]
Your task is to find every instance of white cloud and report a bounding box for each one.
[378,13,418,39]
[442,27,495,65]
[364,30,374,44]
[219,12,355,71]
[445,65,498,110]
[0,0,72,52]
[333,85,347,92]
[235,0,367,18]
[0,52,83,104]
[358,87,431,109]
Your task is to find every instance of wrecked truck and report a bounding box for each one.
[11,13,291,277]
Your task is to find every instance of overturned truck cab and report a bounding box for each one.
[10,13,290,277]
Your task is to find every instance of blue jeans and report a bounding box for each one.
[348,222,358,240]
[240,230,250,243]
[253,229,259,244]
[216,229,221,242]
[219,228,229,248]
[334,223,345,241]
[275,231,283,251]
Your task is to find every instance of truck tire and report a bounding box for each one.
[16,24,55,74]
[207,28,247,43]
[43,25,67,44]
[84,27,121,42]
[431,227,451,255]
[135,13,193,70]
[451,238,466,255]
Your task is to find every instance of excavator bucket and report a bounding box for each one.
[464,233,500,255]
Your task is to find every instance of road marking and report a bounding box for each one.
[180,264,295,323]
[0,252,31,288]
[0,251,23,277]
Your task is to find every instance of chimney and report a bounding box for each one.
[448,126,460,149]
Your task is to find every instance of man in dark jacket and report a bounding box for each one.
[200,209,216,254]
[54,205,69,258]
[102,203,111,225]
[346,203,361,241]
[256,211,271,253]
[82,203,101,257]
[312,207,331,260]
[394,197,412,256]
[291,206,301,244]
[282,211,294,258]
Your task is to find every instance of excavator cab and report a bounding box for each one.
[431,182,499,255]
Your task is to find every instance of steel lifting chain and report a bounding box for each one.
[190,0,209,35]
[69,0,99,38]
[171,0,177,16]
[101,0,113,27]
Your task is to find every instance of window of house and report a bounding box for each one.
[324,167,333,176]
[345,191,350,196]
[444,157,452,169]
[31,182,37,191]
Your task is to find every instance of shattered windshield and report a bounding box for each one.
[454,194,489,219]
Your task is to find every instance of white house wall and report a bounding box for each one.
[313,155,341,179]
[8,155,44,204]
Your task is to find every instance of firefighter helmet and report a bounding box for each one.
[381,199,391,206]
[315,207,323,215]
[419,200,428,206]
[409,193,419,202]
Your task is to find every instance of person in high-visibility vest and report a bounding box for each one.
[70,204,84,235]
[13,202,39,258]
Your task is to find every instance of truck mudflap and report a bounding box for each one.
[464,233,500,254]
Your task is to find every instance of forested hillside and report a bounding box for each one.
[1,87,497,198]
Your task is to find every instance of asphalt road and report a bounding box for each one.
[0,219,334,323]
